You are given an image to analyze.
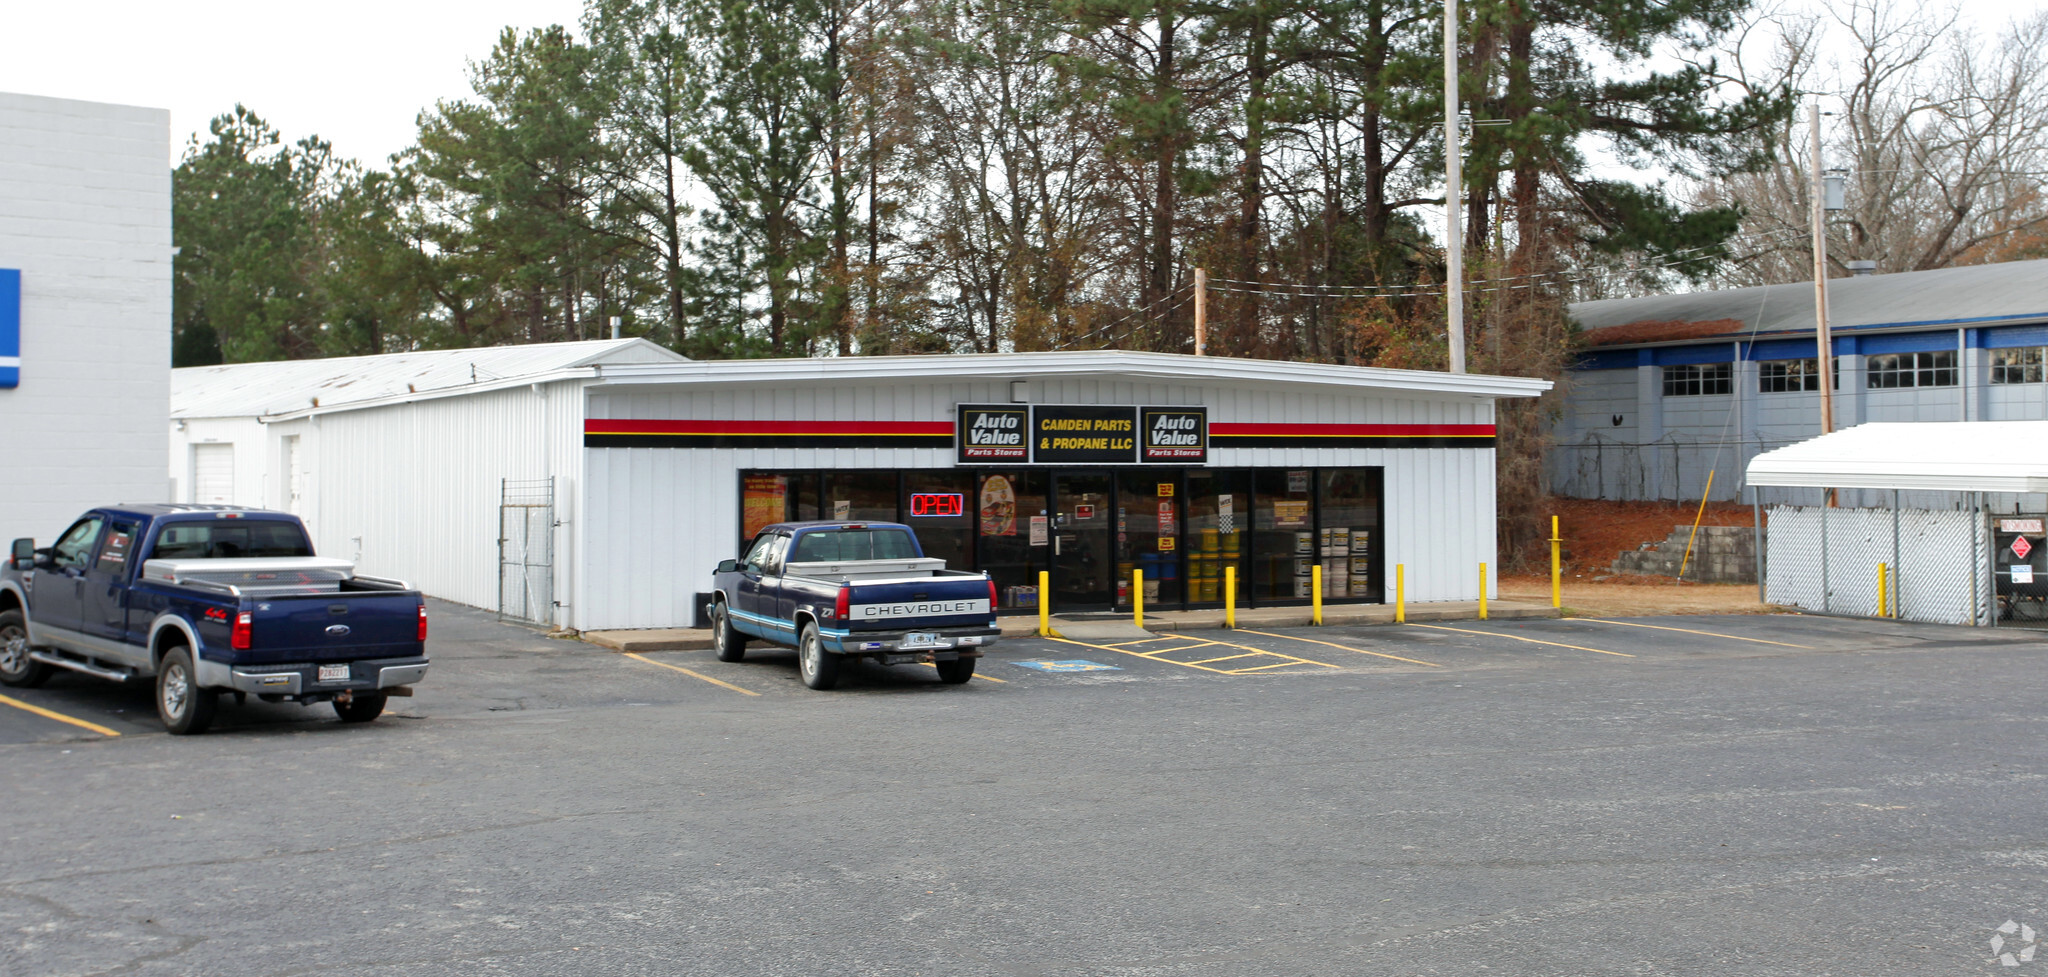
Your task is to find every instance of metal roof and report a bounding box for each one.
[589,350,1554,401]
[1746,421,2048,492]
[1570,259,2048,342]
[172,339,689,419]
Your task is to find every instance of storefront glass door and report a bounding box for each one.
[1051,472,1115,608]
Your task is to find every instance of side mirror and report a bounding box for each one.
[9,538,32,570]
[715,559,739,574]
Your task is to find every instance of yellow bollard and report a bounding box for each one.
[1312,564,1324,625]
[1224,565,1237,629]
[1037,570,1050,637]
[1479,562,1489,621]
[1877,562,1889,618]
[1550,515,1562,610]
[1133,568,1144,630]
[1396,564,1406,624]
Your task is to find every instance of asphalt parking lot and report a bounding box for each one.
[3,600,2047,975]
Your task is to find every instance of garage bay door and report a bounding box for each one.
[193,443,234,504]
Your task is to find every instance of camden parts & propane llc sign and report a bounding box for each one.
[955,404,1207,464]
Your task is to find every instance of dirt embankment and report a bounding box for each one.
[1503,498,1776,617]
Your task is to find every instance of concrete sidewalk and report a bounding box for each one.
[581,599,1556,652]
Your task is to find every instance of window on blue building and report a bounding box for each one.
[1991,348,2045,384]
[1661,362,1732,396]
[1867,351,1956,388]
[1758,358,1838,392]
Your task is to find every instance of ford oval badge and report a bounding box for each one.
[326,624,352,636]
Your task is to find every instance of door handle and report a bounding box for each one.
[1054,536,1062,556]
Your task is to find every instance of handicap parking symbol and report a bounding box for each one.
[1013,660,1121,672]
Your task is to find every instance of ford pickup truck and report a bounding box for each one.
[0,504,429,734]
[709,521,1000,690]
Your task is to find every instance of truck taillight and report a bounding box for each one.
[418,604,429,641]
[834,585,850,621]
[231,611,252,650]
[987,575,998,609]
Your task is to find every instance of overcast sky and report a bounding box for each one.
[3,0,2045,170]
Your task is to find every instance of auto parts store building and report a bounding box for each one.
[171,342,1549,631]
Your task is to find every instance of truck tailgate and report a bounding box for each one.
[243,591,423,664]
[843,576,993,630]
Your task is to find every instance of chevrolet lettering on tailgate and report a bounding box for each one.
[709,521,1002,691]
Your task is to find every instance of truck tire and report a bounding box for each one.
[935,656,976,685]
[334,693,388,723]
[712,600,747,663]
[797,622,840,691]
[0,610,53,688]
[156,646,218,735]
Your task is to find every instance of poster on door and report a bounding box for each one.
[979,474,1017,536]
[1029,515,1049,546]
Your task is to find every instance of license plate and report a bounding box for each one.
[900,632,946,649]
[318,664,350,682]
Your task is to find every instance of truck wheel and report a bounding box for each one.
[712,600,747,663]
[156,646,218,735]
[935,657,976,685]
[0,610,53,688]
[334,693,388,723]
[797,623,840,691]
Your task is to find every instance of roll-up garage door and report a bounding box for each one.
[193,443,234,504]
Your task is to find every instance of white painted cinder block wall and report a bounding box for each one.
[0,92,171,545]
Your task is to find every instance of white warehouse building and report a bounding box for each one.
[171,342,1549,631]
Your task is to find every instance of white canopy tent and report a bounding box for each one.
[1746,421,2048,493]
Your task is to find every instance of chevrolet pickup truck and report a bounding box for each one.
[709,521,1000,690]
[0,504,429,734]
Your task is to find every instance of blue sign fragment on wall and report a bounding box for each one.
[0,269,17,388]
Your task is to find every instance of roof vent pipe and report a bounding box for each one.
[610,316,622,340]
[1846,260,1877,277]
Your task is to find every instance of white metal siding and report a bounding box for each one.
[577,378,1500,631]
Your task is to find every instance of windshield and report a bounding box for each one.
[149,520,315,560]
[789,528,919,563]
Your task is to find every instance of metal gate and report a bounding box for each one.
[498,477,555,626]
[1765,502,1987,626]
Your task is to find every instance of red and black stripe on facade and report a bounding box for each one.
[584,419,954,449]
[585,419,1496,450]
[1209,422,1495,449]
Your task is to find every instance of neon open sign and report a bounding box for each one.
[909,493,965,517]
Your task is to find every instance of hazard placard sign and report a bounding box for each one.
[2014,536,2034,560]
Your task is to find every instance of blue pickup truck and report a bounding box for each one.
[0,504,429,734]
[710,521,1000,690]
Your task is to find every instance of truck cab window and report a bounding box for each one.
[791,528,918,563]
[742,533,779,573]
[51,517,105,570]
[95,522,139,573]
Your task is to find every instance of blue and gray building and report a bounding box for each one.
[1556,260,2048,505]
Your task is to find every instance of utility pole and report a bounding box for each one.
[1809,103,1834,435]
[1193,267,1208,356]
[1444,0,1465,374]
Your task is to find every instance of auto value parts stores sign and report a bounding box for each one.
[956,404,1207,464]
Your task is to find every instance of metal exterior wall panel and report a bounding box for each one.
[578,379,1499,630]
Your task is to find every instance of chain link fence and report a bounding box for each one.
[498,477,555,627]
[1763,503,1985,625]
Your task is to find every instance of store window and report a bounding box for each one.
[1867,350,1956,388]
[822,472,898,522]
[977,470,1049,609]
[1252,470,1315,601]
[1117,474,1183,607]
[1992,347,2046,384]
[1318,469,1382,600]
[1185,470,1251,606]
[1662,363,1732,396]
[904,471,975,570]
[1758,358,1837,392]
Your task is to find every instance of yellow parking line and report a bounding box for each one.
[0,693,120,737]
[1191,636,1344,669]
[1104,636,1184,647]
[623,653,761,696]
[1574,618,1813,648]
[1406,623,1634,658]
[1233,628,1443,668]
[1044,636,1249,675]
[1185,653,1264,666]
[1229,660,1326,673]
[916,662,1008,683]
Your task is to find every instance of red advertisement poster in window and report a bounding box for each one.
[742,475,787,538]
